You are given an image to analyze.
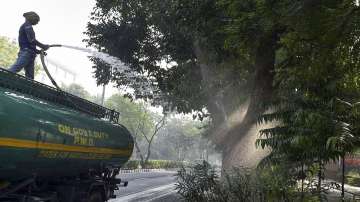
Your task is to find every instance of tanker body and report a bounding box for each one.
[0,68,134,202]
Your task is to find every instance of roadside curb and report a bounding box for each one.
[119,168,178,174]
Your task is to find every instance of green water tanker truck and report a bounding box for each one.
[0,67,134,202]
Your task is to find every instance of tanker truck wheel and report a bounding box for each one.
[89,191,104,202]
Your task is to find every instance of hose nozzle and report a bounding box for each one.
[49,44,62,47]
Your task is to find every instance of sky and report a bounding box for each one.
[0,0,120,98]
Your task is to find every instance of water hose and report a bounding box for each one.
[39,44,62,90]
[48,44,62,48]
[40,49,61,90]
[39,47,100,117]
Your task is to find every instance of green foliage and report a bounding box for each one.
[87,2,360,197]
[176,161,221,202]
[345,170,360,187]
[122,160,184,169]
[105,94,154,139]
[60,83,105,105]
[127,114,219,166]
[0,37,18,68]
[254,3,360,195]
[61,83,91,99]
[106,93,169,167]
[86,0,360,123]
[85,0,248,120]
[176,161,318,202]
[106,94,215,165]
[327,99,360,154]
[152,117,208,161]
[122,160,141,169]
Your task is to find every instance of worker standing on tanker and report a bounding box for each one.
[9,11,50,79]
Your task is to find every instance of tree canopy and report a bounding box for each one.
[86,0,360,177]
[0,37,18,68]
[84,0,246,122]
[105,94,164,165]
[62,83,91,99]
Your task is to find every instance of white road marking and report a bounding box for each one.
[111,183,176,202]
[143,189,177,202]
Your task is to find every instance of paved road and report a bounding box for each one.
[110,171,182,202]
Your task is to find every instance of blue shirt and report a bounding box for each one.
[18,21,36,51]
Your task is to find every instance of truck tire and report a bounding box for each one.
[89,191,104,202]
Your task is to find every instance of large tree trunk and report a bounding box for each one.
[194,33,277,170]
[222,120,273,169]
[221,34,277,170]
[193,39,228,126]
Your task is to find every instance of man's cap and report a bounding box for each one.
[23,11,40,22]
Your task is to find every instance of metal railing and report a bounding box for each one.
[0,68,120,123]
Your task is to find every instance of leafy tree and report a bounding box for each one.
[86,0,360,173]
[327,99,360,199]
[85,0,277,169]
[61,83,91,99]
[255,1,360,198]
[105,94,166,167]
[135,111,167,166]
[152,117,214,162]
[0,36,18,68]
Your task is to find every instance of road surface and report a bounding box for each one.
[111,171,182,202]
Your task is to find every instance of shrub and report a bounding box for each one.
[122,160,184,169]
[122,160,141,169]
[345,170,360,186]
[176,161,222,202]
[175,161,319,202]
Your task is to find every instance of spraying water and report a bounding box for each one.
[59,45,154,94]
[61,45,129,73]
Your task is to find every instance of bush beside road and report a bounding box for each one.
[122,160,185,170]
